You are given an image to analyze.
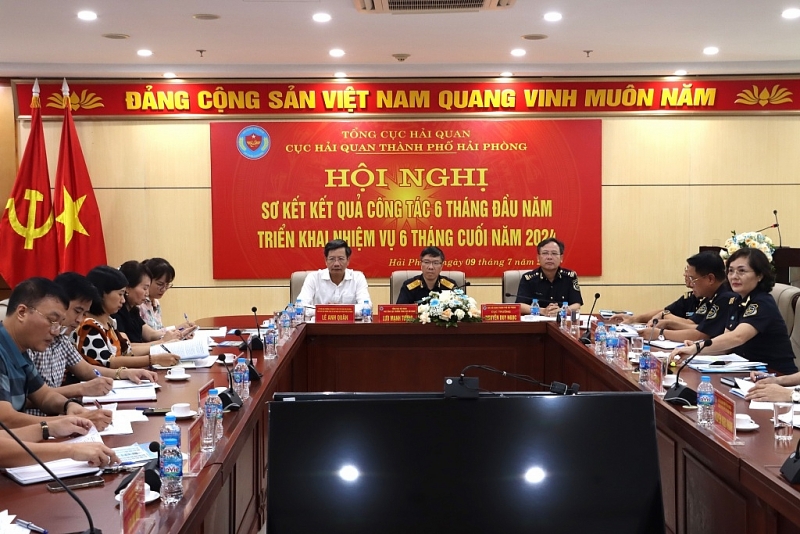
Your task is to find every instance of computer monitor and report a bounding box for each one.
[267,392,665,534]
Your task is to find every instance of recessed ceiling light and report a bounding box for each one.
[77,11,97,21]
[511,48,526,57]
[137,49,153,57]
[782,7,800,18]
[193,14,220,20]
[674,69,687,76]
[313,13,332,22]
[163,72,177,78]
[500,71,513,77]
[329,48,345,58]
[334,72,347,78]
[543,12,562,22]
[102,33,129,40]
[703,46,719,55]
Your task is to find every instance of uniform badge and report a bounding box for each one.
[406,280,422,290]
[728,297,736,305]
[440,278,455,289]
[696,303,708,315]
[524,274,533,281]
[573,279,580,291]
[706,305,718,320]
[743,304,758,318]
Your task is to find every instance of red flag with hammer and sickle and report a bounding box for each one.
[0,82,59,287]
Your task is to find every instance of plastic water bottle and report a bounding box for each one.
[264,322,277,360]
[159,414,181,463]
[531,299,540,317]
[606,326,618,362]
[559,301,569,329]
[639,344,651,385]
[160,438,183,504]
[280,308,291,341]
[202,389,221,452]
[294,299,304,325]
[594,321,607,357]
[233,357,250,401]
[697,376,715,428]
[361,300,372,323]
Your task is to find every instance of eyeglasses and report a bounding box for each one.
[30,307,64,334]
[421,260,443,267]
[154,281,174,291]
[539,252,561,257]
[727,268,754,277]
[326,256,348,264]
[686,275,702,285]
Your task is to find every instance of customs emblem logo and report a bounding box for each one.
[743,304,758,318]
[237,126,270,160]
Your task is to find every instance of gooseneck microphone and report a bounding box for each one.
[775,209,783,248]
[235,328,262,382]
[579,292,601,345]
[664,338,713,406]
[0,418,102,534]
[250,306,264,350]
[447,364,580,398]
[217,353,243,410]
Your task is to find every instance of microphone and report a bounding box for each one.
[0,418,102,533]
[781,421,800,483]
[234,328,262,381]
[775,209,783,248]
[664,339,713,406]
[216,353,243,411]
[250,306,264,350]
[455,280,471,292]
[116,442,161,495]
[579,292,601,345]
[647,318,659,345]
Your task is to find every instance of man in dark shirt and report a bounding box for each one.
[638,252,737,342]
[396,246,459,304]
[515,238,583,316]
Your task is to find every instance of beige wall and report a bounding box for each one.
[4,86,799,325]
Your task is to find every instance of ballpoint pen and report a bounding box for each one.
[14,519,47,534]
[94,368,115,393]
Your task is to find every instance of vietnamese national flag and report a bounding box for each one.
[54,80,107,274]
[0,80,59,287]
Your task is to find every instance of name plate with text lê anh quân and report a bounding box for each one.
[481,304,521,322]
[315,304,356,323]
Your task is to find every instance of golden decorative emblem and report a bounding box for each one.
[46,90,104,110]
[734,85,793,107]
[743,304,759,318]
[706,304,719,320]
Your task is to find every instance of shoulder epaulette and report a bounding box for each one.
[439,278,455,289]
[406,279,422,290]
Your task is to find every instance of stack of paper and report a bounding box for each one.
[84,384,157,404]
[687,354,766,372]
[150,336,209,358]
[4,430,105,484]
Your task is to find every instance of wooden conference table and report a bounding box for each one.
[3,319,800,534]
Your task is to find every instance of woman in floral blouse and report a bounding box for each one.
[75,265,180,369]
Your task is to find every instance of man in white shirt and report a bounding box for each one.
[297,239,372,315]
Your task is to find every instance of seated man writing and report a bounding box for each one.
[296,239,372,315]
[396,246,458,304]
[637,253,737,342]
[0,278,112,430]
[26,273,157,416]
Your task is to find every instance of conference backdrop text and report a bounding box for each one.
[210,120,601,278]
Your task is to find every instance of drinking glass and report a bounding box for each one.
[774,402,794,442]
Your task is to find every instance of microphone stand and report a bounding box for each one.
[234,328,262,381]
[216,354,243,410]
[664,339,713,406]
[579,293,601,345]
[0,419,102,533]
[249,306,264,350]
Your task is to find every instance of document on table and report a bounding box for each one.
[649,339,684,350]
[689,357,766,373]
[3,430,104,484]
[83,384,157,404]
[0,510,29,533]
[152,354,217,369]
[150,336,209,359]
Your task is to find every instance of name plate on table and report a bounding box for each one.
[713,390,741,445]
[121,468,145,533]
[378,304,417,323]
[481,303,522,322]
[187,416,205,474]
[316,304,356,323]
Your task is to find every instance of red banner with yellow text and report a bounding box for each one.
[13,78,800,117]
[210,120,601,278]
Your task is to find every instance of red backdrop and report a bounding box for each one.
[210,119,601,278]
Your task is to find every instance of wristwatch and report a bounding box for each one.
[658,328,666,341]
[40,421,50,440]
[792,387,800,404]
[63,397,82,414]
